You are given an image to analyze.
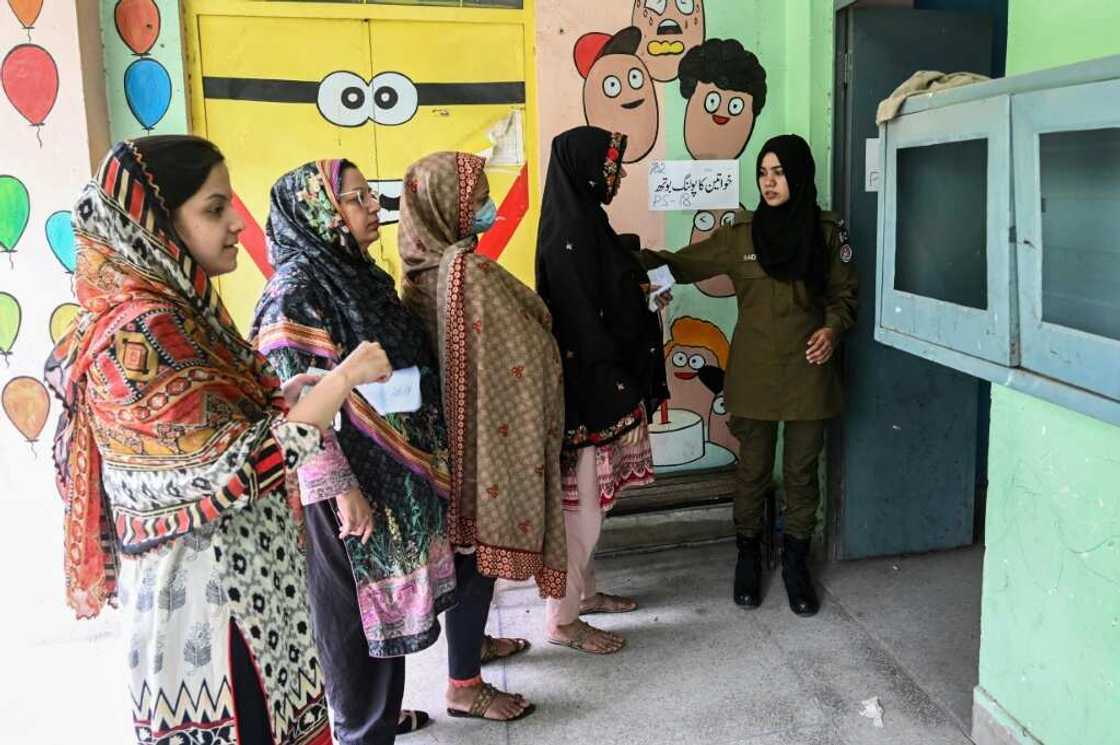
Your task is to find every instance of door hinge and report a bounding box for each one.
[843,51,853,85]
[1009,225,1017,244]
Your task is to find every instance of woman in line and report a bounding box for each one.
[251,159,458,743]
[398,152,568,722]
[535,126,669,654]
[45,136,391,744]
[643,134,858,616]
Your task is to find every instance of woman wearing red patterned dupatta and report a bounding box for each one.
[44,136,391,745]
[398,152,567,722]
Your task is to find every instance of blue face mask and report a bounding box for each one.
[472,198,497,234]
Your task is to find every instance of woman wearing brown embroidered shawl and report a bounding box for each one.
[398,151,566,721]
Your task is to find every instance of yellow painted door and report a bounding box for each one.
[194,10,536,331]
[365,20,535,281]
[197,15,379,329]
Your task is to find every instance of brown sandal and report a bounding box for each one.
[446,683,536,722]
[579,592,638,615]
[480,635,531,665]
[547,621,625,655]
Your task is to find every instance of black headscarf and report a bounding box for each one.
[751,134,829,295]
[536,126,667,445]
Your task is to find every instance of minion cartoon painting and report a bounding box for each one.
[188,8,535,327]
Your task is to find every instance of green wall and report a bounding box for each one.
[978,6,1120,743]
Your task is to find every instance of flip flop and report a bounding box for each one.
[579,593,639,615]
[480,635,532,665]
[446,683,536,722]
[396,709,431,735]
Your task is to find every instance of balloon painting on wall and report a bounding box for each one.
[2,375,50,450]
[0,291,20,363]
[45,210,76,272]
[115,0,161,56]
[124,57,172,131]
[0,174,29,262]
[1,43,59,144]
[6,0,43,32]
[49,303,79,345]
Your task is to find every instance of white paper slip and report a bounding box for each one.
[304,366,423,415]
[647,265,676,312]
[356,366,422,415]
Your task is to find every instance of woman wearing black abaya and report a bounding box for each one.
[536,126,669,654]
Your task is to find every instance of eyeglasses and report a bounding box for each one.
[338,188,380,209]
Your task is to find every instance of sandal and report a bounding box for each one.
[396,709,431,735]
[446,683,536,722]
[579,592,638,615]
[548,621,625,655]
[480,635,531,665]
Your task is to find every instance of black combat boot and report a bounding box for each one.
[733,534,763,608]
[780,536,819,617]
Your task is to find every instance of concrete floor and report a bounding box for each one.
[3,539,983,744]
[399,541,984,745]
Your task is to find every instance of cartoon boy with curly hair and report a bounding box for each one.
[679,38,767,160]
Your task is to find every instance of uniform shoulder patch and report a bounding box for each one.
[836,218,853,263]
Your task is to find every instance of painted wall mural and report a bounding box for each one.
[631,0,706,82]
[100,0,188,140]
[182,6,539,328]
[1,42,58,144]
[575,27,660,162]
[554,1,772,473]
[678,38,766,160]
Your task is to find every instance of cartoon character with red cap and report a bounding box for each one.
[679,38,767,160]
[574,26,659,163]
[631,0,707,82]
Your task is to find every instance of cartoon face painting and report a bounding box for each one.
[707,391,737,453]
[694,365,737,453]
[575,27,660,163]
[691,205,742,297]
[664,316,729,426]
[678,38,767,160]
[630,0,706,82]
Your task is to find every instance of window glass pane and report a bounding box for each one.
[894,139,989,310]
[1039,127,1120,341]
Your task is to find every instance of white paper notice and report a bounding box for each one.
[649,160,739,211]
[865,138,881,192]
[306,366,422,415]
[647,265,676,311]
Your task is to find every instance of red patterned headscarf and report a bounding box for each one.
[44,141,291,618]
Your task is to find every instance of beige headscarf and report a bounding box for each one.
[398,152,567,598]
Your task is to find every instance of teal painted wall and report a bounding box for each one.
[978,6,1120,742]
[100,0,189,141]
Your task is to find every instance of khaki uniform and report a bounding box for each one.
[643,210,858,539]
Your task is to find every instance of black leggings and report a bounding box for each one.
[445,553,496,681]
[230,620,273,745]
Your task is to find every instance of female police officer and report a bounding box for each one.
[644,134,857,617]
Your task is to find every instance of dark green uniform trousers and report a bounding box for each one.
[730,417,826,541]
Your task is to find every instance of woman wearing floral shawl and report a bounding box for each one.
[44,136,391,745]
[398,152,567,721]
[251,159,457,742]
